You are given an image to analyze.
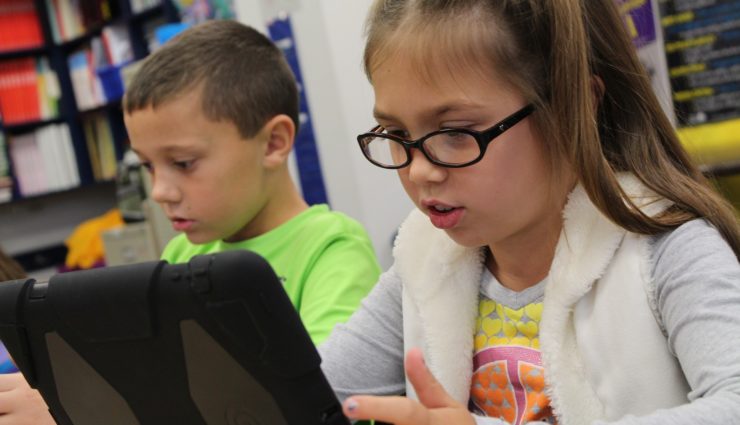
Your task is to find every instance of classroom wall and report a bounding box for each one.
[235,0,414,269]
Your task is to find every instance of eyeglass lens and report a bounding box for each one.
[361,131,482,167]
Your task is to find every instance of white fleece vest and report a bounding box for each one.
[393,177,690,424]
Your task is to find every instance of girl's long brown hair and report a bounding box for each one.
[364,0,740,258]
[0,249,25,281]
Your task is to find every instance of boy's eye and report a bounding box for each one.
[173,160,195,170]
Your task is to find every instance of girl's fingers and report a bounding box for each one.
[342,394,475,425]
[404,348,459,409]
[343,394,428,424]
[342,349,470,425]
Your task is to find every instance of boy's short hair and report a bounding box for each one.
[124,20,299,138]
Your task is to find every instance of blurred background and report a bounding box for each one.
[0,0,737,281]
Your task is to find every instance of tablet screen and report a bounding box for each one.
[0,342,17,373]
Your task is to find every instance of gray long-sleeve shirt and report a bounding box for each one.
[319,219,740,425]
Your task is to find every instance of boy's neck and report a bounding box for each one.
[267,179,310,228]
[223,174,309,243]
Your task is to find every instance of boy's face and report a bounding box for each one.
[125,90,273,244]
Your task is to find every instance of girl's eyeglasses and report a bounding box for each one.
[357,104,535,169]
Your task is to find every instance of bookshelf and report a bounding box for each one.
[0,0,179,269]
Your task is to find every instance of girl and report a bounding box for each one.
[319,1,740,424]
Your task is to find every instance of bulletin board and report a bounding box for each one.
[620,0,740,171]
[660,0,740,168]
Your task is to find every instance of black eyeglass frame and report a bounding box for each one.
[357,104,535,169]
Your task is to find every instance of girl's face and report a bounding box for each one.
[370,55,572,252]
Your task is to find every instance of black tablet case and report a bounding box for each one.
[0,250,349,425]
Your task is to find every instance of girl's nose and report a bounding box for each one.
[406,148,447,184]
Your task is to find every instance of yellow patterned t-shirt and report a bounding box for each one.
[470,270,557,425]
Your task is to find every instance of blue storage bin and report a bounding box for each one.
[97,63,128,102]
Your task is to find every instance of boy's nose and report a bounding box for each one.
[406,149,446,184]
[150,178,181,204]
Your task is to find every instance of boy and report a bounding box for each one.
[123,20,381,345]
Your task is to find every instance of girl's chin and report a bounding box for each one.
[442,228,486,249]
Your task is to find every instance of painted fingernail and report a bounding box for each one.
[346,399,359,413]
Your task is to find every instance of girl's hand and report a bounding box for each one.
[0,372,55,425]
[342,348,475,425]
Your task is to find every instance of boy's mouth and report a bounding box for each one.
[171,217,195,232]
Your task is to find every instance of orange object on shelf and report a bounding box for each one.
[64,208,124,269]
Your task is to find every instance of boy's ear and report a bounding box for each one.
[261,114,296,169]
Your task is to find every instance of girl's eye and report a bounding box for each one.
[444,130,468,139]
[140,162,153,173]
[385,129,408,139]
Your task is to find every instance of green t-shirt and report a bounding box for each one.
[161,204,381,345]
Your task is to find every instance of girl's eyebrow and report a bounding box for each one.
[372,109,397,122]
[373,102,485,122]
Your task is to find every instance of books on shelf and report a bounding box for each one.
[7,122,79,197]
[45,0,116,44]
[0,57,60,125]
[82,112,117,180]
[0,0,44,52]
[1,0,167,203]
[130,0,161,14]
[102,23,133,65]
[68,48,102,110]
[38,57,62,118]
[173,0,234,24]
[68,25,132,110]
[0,132,11,203]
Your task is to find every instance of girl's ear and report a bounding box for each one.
[261,114,296,169]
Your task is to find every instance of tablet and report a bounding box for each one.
[0,250,349,425]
